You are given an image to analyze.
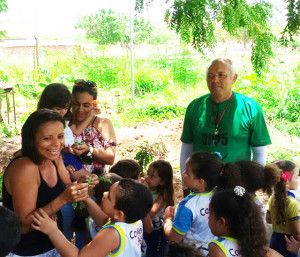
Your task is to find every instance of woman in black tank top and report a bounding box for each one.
[2,109,90,256]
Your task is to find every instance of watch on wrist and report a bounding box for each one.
[86,146,94,157]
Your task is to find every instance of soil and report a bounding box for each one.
[1,115,300,205]
[0,119,185,203]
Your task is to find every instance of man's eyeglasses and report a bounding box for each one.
[74,79,97,88]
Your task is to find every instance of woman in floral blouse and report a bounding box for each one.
[69,79,116,176]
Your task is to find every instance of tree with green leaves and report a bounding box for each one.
[0,0,7,38]
[75,8,152,45]
[0,0,8,122]
[136,0,299,75]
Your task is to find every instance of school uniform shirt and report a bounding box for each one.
[151,190,166,230]
[101,220,143,257]
[267,191,300,234]
[89,216,101,239]
[209,236,242,257]
[254,194,265,218]
[64,121,75,146]
[172,190,216,254]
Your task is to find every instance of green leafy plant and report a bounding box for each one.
[134,139,167,172]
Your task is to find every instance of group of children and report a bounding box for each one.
[1,81,300,257]
[3,151,299,257]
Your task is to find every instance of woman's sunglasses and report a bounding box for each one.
[74,79,97,88]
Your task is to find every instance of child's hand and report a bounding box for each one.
[32,208,58,235]
[92,100,101,115]
[78,174,99,197]
[164,206,176,221]
[66,165,75,174]
[77,174,98,187]
[140,177,148,187]
[67,144,75,154]
[284,235,300,254]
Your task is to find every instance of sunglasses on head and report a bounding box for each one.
[74,79,97,88]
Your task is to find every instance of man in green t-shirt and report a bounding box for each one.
[180,58,271,190]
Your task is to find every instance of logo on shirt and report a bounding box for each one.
[202,133,228,146]
[229,247,241,256]
[130,226,143,246]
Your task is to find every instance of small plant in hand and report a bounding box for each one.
[135,138,168,172]
[98,176,112,184]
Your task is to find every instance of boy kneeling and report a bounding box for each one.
[32,178,153,257]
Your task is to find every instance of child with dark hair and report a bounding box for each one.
[37,83,90,179]
[109,158,152,255]
[235,160,281,216]
[32,178,153,257]
[267,160,300,257]
[0,206,22,257]
[143,160,174,257]
[110,159,141,180]
[88,173,122,239]
[164,242,204,257]
[208,187,268,257]
[164,152,242,256]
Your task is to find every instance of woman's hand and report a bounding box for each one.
[72,143,89,157]
[32,208,58,236]
[78,174,99,197]
[60,182,89,202]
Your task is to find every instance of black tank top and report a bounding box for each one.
[2,158,66,255]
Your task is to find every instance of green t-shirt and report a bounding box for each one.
[181,92,271,162]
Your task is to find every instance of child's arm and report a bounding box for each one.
[265,247,284,257]
[70,168,92,181]
[266,210,271,224]
[32,209,79,257]
[164,206,184,243]
[143,214,153,234]
[32,209,120,257]
[84,197,109,228]
[289,222,300,244]
[149,195,165,219]
[208,243,226,257]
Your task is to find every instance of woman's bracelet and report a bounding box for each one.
[86,146,94,157]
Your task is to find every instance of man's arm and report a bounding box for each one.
[252,145,267,166]
[180,142,193,196]
[180,142,193,174]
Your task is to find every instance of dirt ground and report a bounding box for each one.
[1,116,300,205]
[0,119,185,203]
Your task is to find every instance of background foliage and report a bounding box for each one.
[136,0,299,75]
[75,8,152,45]
[0,0,7,38]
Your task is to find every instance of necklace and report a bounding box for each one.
[211,93,233,141]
